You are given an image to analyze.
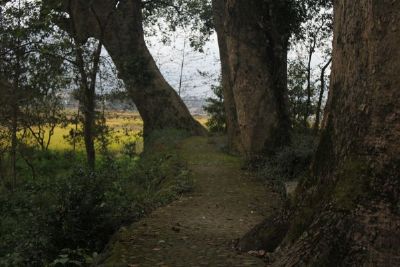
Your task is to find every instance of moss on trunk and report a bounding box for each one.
[239,1,400,265]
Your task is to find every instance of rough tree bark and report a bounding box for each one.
[213,0,291,157]
[212,0,241,151]
[51,0,205,137]
[239,1,400,266]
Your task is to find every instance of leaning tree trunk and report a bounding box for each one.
[313,57,332,132]
[213,0,291,157]
[239,1,400,266]
[212,0,241,151]
[53,0,205,138]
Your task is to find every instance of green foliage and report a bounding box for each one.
[291,0,333,41]
[122,140,138,159]
[204,84,226,133]
[0,141,192,265]
[143,0,213,51]
[287,59,314,126]
[258,131,317,182]
[51,249,98,266]
[0,0,71,178]
[63,111,117,155]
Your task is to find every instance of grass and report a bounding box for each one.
[0,125,199,266]
[0,109,211,266]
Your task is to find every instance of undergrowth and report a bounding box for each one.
[0,130,192,266]
[246,130,318,200]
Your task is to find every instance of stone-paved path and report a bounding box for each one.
[98,137,281,267]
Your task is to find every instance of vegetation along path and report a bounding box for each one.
[98,137,281,266]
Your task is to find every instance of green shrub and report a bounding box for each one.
[259,132,317,182]
[0,140,192,266]
[204,84,226,133]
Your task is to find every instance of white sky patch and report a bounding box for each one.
[146,31,221,99]
[146,31,331,99]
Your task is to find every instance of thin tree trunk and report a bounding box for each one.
[178,35,186,97]
[45,124,56,151]
[68,2,104,169]
[19,150,36,180]
[82,95,95,170]
[86,40,102,169]
[10,104,17,189]
[11,30,22,189]
[0,80,10,184]
[304,38,316,127]
[74,41,98,170]
[313,57,332,132]
[73,107,79,153]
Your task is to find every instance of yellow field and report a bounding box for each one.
[46,111,208,153]
[46,111,143,152]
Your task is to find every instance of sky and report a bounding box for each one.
[146,31,221,99]
[146,31,331,99]
[1,0,331,100]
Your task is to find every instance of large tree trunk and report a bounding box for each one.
[213,0,291,157]
[55,0,205,138]
[212,0,241,151]
[240,1,400,266]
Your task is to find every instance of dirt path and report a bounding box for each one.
[99,137,281,267]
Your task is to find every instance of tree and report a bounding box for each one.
[43,0,207,139]
[286,54,331,131]
[22,92,66,151]
[0,79,11,183]
[0,0,70,186]
[68,35,102,169]
[204,84,226,133]
[0,0,41,188]
[212,0,240,150]
[213,0,334,155]
[313,57,331,131]
[239,1,400,265]
[300,3,333,126]
[0,0,27,189]
[20,43,68,151]
[287,58,309,128]
[213,0,306,157]
[0,129,8,182]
